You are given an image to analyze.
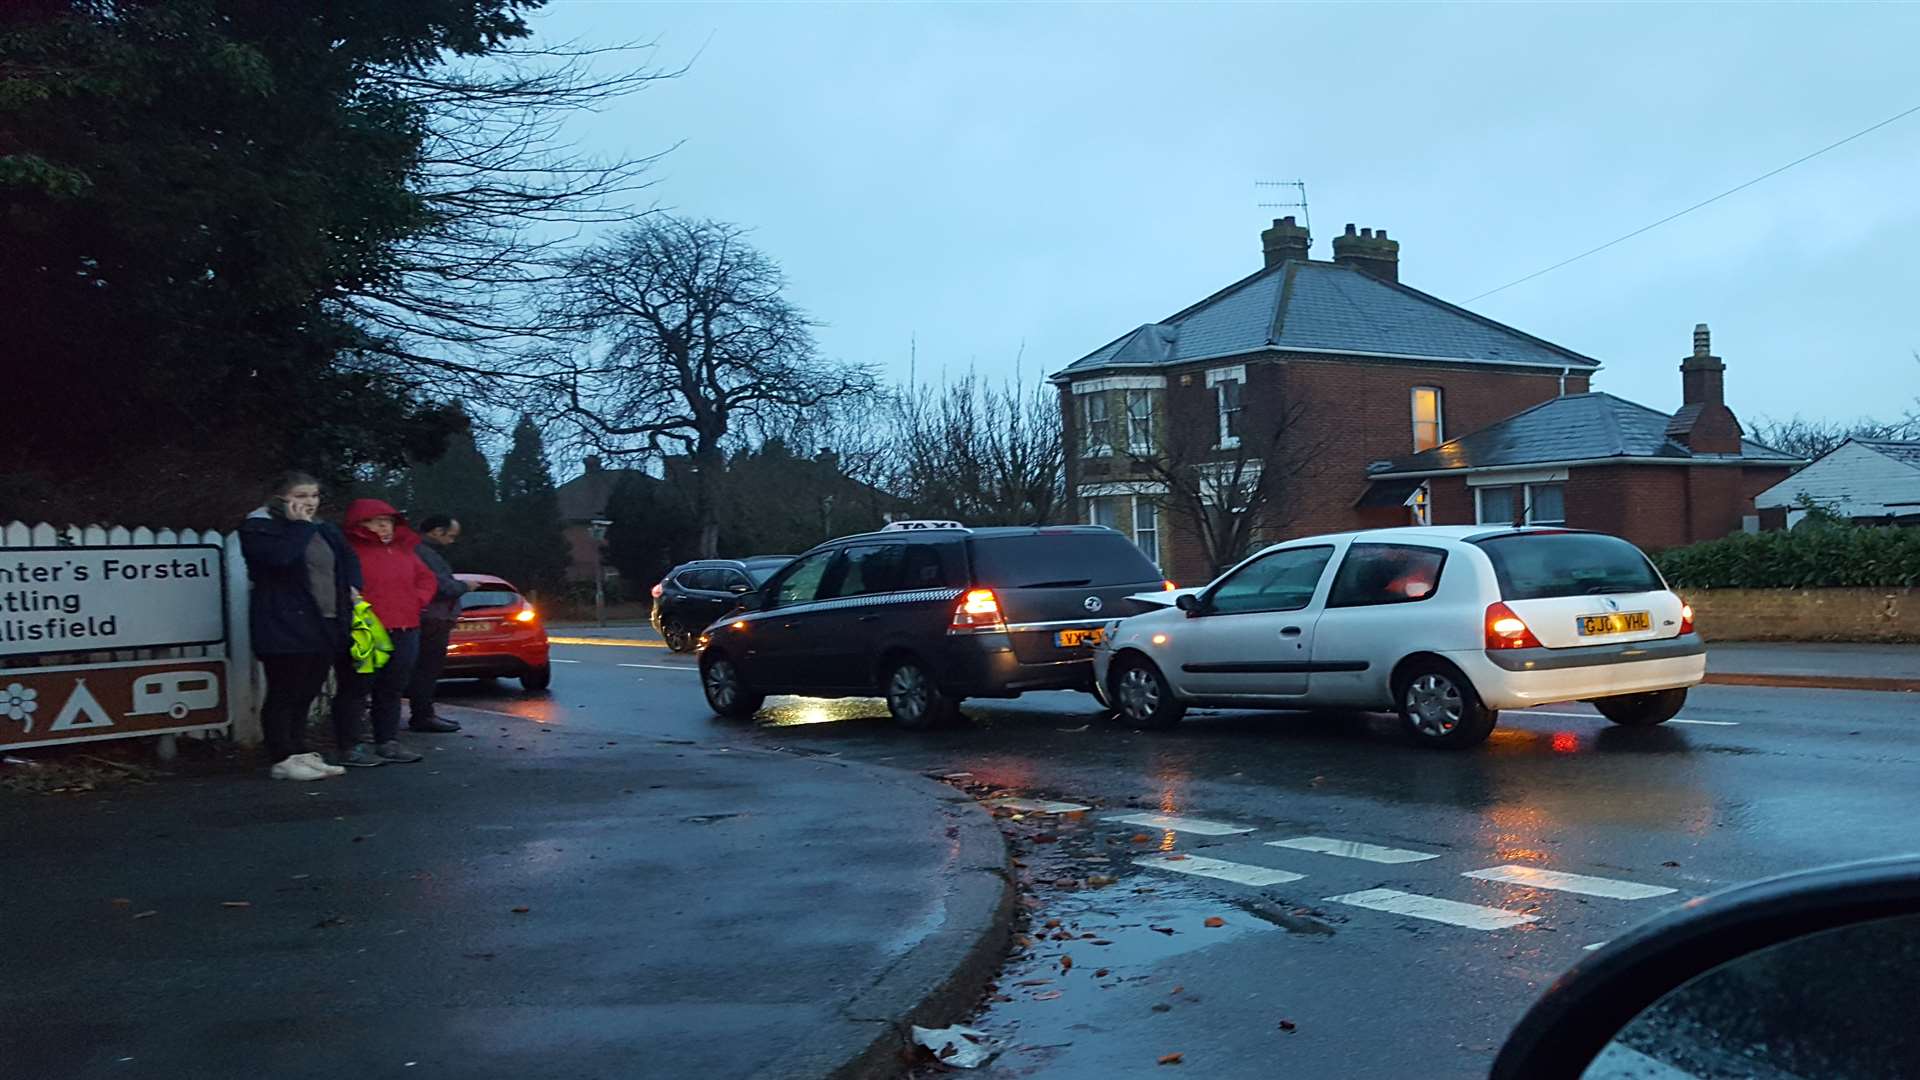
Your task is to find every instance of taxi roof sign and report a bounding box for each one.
[881,519,966,533]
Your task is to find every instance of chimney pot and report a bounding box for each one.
[1693,323,1711,357]
[1260,215,1312,269]
[1361,228,1374,239]
[1331,222,1401,283]
[1344,223,1358,236]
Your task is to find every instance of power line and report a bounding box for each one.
[1468,102,1920,303]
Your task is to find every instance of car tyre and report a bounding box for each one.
[701,653,765,720]
[884,658,958,730]
[662,620,697,653]
[520,665,552,692]
[1397,660,1497,749]
[1593,687,1687,727]
[1110,656,1186,730]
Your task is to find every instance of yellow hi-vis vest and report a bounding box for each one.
[350,600,393,674]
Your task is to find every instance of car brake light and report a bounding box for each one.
[651,582,664,599]
[1485,602,1542,650]
[514,607,538,623]
[1679,602,1695,635]
[1163,580,1178,591]
[949,588,1007,633]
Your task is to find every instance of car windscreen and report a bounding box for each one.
[745,563,787,585]
[1472,533,1664,600]
[460,589,522,610]
[968,533,1162,589]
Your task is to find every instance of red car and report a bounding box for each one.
[444,574,552,691]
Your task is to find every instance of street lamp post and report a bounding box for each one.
[590,518,612,627]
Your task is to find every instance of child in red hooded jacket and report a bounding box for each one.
[330,499,438,767]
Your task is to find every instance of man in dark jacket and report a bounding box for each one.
[407,515,471,733]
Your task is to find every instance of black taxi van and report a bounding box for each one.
[696,521,1170,727]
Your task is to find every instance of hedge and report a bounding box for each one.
[1654,525,1920,590]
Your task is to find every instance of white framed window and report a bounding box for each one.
[1476,482,1566,526]
[1125,389,1156,455]
[1412,387,1444,452]
[1207,365,1245,449]
[1088,495,1122,530]
[1133,498,1160,567]
[1086,495,1162,569]
[1080,392,1112,458]
[1408,481,1432,526]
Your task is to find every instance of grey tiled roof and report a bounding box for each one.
[1060,260,1600,376]
[1858,439,1920,470]
[1378,393,1803,473]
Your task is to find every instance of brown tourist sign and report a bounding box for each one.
[0,658,229,752]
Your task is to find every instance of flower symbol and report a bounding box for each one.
[4,683,38,731]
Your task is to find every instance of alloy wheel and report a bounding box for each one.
[889,664,930,724]
[1406,673,1464,736]
[705,659,740,710]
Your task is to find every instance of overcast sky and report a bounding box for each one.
[531,1,1920,432]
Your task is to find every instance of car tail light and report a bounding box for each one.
[514,607,538,623]
[650,582,665,599]
[1163,580,1178,591]
[949,589,1007,634]
[1485,602,1542,650]
[1679,602,1695,635]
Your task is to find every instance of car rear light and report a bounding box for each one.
[651,582,665,599]
[1163,580,1178,591]
[949,588,1007,634]
[514,607,538,623]
[1485,602,1542,650]
[1679,602,1695,635]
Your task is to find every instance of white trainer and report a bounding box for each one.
[297,753,346,778]
[270,755,329,782]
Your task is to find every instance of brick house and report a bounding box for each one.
[1054,220,1796,584]
[1054,218,1600,583]
[1366,324,1799,550]
[555,456,648,583]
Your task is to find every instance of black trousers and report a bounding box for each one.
[332,628,420,753]
[259,653,332,761]
[408,617,455,723]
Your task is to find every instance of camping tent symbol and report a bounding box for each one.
[129,671,221,721]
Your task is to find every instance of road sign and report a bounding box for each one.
[0,545,224,658]
[0,659,230,751]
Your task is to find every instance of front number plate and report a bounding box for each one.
[1055,628,1106,648]
[1577,611,1650,636]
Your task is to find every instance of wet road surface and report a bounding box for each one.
[448,640,1920,1078]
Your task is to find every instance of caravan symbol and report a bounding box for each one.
[130,670,220,721]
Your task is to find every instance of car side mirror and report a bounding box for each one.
[1175,593,1202,615]
[729,583,752,594]
[1492,856,1920,1080]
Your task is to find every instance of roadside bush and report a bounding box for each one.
[1655,525,1920,589]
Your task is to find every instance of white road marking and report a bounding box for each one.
[1523,709,1737,727]
[1104,813,1255,836]
[986,797,1091,814]
[550,659,583,664]
[1324,888,1537,930]
[1464,865,1677,900]
[619,663,696,672]
[1586,1042,1701,1079]
[1266,836,1439,864]
[1135,853,1305,887]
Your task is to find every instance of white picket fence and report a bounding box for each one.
[0,521,261,747]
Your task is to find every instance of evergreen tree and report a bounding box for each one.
[407,407,499,570]
[491,415,570,596]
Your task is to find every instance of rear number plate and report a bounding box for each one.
[457,621,496,634]
[1578,611,1649,636]
[1055,628,1105,648]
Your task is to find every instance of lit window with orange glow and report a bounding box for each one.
[1411,387,1443,452]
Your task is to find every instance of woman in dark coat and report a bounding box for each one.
[238,472,360,781]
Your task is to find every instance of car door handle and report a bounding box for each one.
[1280,626,1302,637]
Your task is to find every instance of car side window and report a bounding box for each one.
[769,552,837,608]
[900,543,951,589]
[717,571,753,593]
[1207,545,1336,616]
[680,569,716,592]
[822,544,907,599]
[1327,544,1448,608]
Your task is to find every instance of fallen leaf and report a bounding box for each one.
[1044,918,1061,929]
[1149,925,1176,935]
[1165,854,1188,862]
[132,910,158,920]
[1204,916,1225,927]
[1015,935,1035,949]
[1016,979,1053,987]
[1091,939,1114,946]
[1054,878,1079,889]
[1170,985,1185,995]
[1278,1019,1298,1032]
[1151,1002,1172,1013]
[1089,875,1118,887]
[1094,968,1110,977]
[1061,955,1073,970]
[1131,833,1152,843]
[221,901,252,909]
[510,905,531,914]
[110,898,131,907]
[1032,990,1063,1001]
[1662,860,1681,868]
[1052,929,1074,941]
[1158,1052,1184,1065]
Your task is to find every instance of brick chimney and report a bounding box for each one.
[1331,223,1400,282]
[1261,215,1311,268]
[584,455,603,473]
[1665,323,1743,454]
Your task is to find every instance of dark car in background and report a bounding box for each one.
[697,522,1172,727]
[652,556,795,651]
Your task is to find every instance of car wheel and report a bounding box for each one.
[1593,687,1687,727]
[885,658,957,730]
[520,665,552,692]
[1110,656,1186,730]
[701,653,765,720]
[662,621,696,653]
[1397,661,1497,749]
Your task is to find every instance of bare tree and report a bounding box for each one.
[1747,414,1920,463]
[1116,379,1323,577]
[534,217,877,555]
[889,374,1065,526]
